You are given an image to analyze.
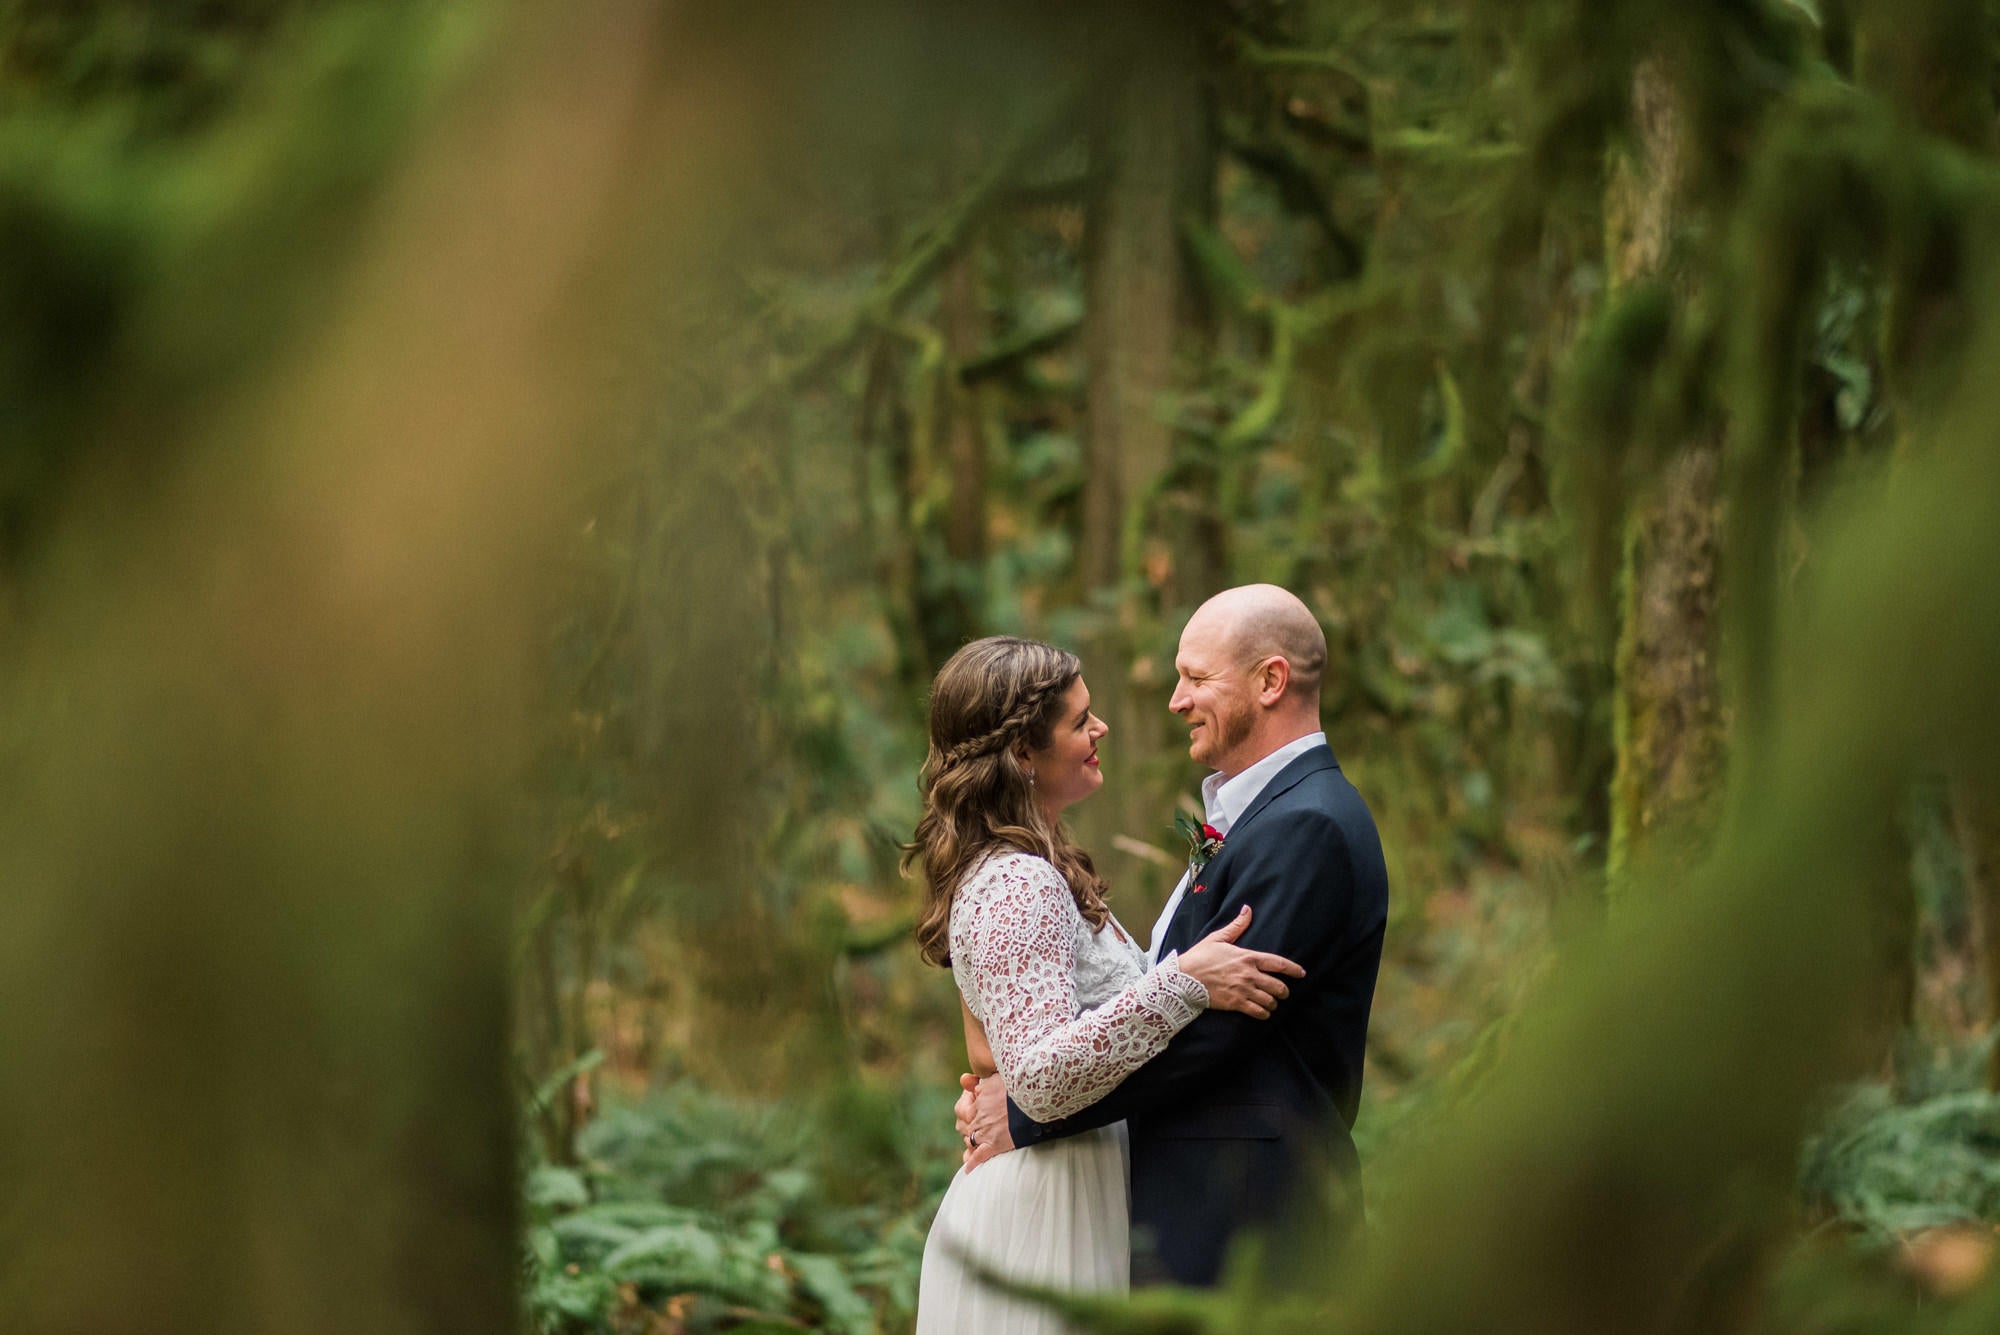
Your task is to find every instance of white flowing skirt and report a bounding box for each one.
[915,1123,1129,1335]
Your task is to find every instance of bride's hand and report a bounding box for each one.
[1174,905,1304,1020]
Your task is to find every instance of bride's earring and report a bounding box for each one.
[1027,768,1037,787]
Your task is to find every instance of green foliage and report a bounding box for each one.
[13,1,2000,1332]
[1,0,296,133]
[523,1084,959,1334]
[0,0,469,547]
[1802,1081,2000,1236]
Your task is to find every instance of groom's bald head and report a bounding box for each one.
[1172,585,1327,774]
[1190,584,1327,699]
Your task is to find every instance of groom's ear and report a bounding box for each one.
[1255,655,1292,706]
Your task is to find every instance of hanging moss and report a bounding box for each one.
[1552,280,1674,602]
[1723,83,2000,776]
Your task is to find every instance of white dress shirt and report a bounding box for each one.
[1146,731,1328,963]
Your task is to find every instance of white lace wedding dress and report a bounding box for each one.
[916,850,1209,1334]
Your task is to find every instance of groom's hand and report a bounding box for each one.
[954,1072,1015,1170]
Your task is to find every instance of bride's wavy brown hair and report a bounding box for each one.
[906,636,1111,967]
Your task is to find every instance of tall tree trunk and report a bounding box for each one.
[1606,447,1725,884]
[1077,11,1215,901]
[853,280,933,690]
[1856,0,1999,1078]
[933,177,990,655]
[940,243,988,582]
[1603,62,1727,894]
[1949,783,2000,1088]
[1080,19,1205,594]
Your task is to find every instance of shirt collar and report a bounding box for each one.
[1200,731,1327,836]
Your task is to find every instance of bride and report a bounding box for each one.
[907,636,1303,1333]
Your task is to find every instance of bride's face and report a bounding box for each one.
[1022,678,1108,815]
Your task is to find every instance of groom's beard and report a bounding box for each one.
[1211,701,1256,767]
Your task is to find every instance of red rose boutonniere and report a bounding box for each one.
[1175,812,1225,887]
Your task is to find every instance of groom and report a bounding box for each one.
[955,584,1388,1287]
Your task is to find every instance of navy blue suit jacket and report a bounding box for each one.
[1006,743,1387,1287]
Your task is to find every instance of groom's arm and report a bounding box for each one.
[1004,805,1354,1148]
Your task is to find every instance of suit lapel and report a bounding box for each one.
[1161,744,1339,955]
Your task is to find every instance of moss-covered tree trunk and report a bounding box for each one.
[1854,0,1998,1076]
[1080,53,1190,593]
[857,319,935,691]
[0,5,693,1328]
[940,238,989,609]
[1604,62,1727,892]
[1857,0,1993,428]
[1948,784,2000,1087]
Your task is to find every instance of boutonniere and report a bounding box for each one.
[1175,812,1225,882]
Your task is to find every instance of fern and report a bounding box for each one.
[521,1081,960,1333]
[1800,1084,2000,1237]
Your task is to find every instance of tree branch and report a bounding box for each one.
[957,314,1084,384]
[697,92,1082,437]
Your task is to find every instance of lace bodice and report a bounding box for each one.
[950,850,1208,1122]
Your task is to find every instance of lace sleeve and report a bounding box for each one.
[954,853,1208,1122]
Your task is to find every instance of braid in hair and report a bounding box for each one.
[905,637,1112,966]
[936,668,1072,773]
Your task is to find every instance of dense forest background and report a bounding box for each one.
[7,1,2000,1332]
